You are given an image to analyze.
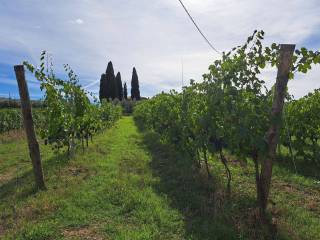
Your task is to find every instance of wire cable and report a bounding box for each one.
[177,0,221,55]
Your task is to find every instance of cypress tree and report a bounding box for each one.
[123,82,128,100]
[99,73,107,102]
[105,61,116,100]
[110,75,118,100]
[131,67,140,100]
[116,72,123,100]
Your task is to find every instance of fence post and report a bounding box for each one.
[14,65,46,190]
[258,44,295,218]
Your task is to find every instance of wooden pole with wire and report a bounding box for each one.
[258,44,295,219]
[14,65,46,190]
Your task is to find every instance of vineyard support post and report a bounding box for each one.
[14,65,46,190]
[258,44,295,218]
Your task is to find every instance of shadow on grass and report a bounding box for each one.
[0,151,70,204]
[140,130,253,240]
[275,154,320,180]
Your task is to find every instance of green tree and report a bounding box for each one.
[116,72,123,100]
[105,61,116,100]
[123,82,128,100]
[99,73,107,102]
[131,67,140,100]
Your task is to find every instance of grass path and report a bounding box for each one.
[1,117,186,239]
[0,116,320,240]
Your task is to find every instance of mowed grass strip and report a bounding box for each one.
[0,117,184,240]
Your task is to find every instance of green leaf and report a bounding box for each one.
[289,72,294,80]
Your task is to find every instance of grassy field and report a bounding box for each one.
[0,117,319,239]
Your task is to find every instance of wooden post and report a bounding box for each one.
[14,65,46,190]
[258,44,295,217]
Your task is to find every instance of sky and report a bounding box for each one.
[0,0,319,100]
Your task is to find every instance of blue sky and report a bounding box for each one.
[0,0,320,99]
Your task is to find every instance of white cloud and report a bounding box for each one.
[71,18,84,25]
[0,0,319,98]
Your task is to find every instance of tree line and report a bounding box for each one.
[0,97,44,109]
[99,61,141,102]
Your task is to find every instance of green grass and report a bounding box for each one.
[0,116,319,239]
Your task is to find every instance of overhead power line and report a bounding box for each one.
[177,0,221,55]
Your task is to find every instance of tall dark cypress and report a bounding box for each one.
[131,67,140,100]
[123,82,128,100]
[105,61,116,100]
[111,76,118,100]
[99,73,107,102]
[116,72,123,100]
